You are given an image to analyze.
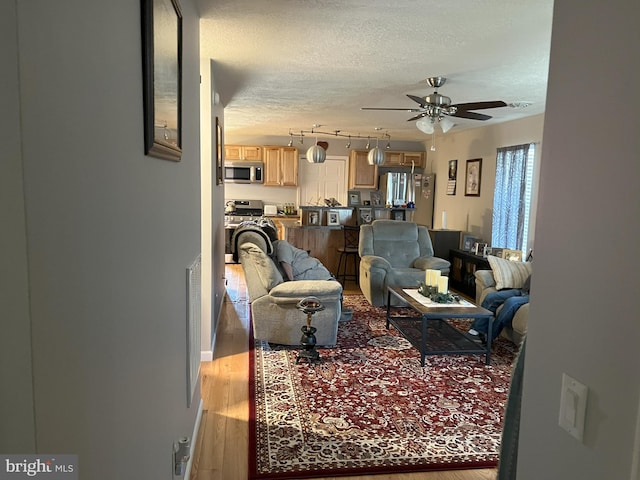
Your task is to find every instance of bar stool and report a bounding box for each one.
[336,225,360,285]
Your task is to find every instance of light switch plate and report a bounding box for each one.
[559,373,588,441]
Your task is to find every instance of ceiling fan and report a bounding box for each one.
[361,76,507,133]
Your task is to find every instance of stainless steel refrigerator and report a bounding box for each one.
[378,172,435,227]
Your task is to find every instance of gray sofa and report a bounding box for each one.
[358,220,451,306]
[474,269,528,345]
[234,227,343,346]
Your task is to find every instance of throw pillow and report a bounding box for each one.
[487,255,532,290]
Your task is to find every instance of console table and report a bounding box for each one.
[449,249,490,298]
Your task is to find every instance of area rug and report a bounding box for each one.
[248,294,518,479]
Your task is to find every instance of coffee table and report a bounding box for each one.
[386,286,494,367]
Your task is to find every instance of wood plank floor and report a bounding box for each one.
[190,263,497,480]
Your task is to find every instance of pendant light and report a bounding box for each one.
[306,131,326,163]
[367,136,385,165]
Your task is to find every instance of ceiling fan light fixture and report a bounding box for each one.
[416,117,435,135]
[306,144,326,164]
[439,117,455,133]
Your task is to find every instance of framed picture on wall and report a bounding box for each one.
[141,0,183,162]
[465,158,482,196]
[216,117,223,185]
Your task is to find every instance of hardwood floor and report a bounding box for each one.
[190,263,497,480]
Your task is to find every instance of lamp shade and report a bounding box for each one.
[306,145,326,163]
[440,117,455,133]
[367,146,385,165]
[416,117,435,134]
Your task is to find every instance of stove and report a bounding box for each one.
[224,199,264,262]
[224,199,264,227]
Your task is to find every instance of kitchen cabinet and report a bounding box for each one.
[383,151,425,168]
[348,150,378,189]
[224,145,262,161]
[264,146,298,186]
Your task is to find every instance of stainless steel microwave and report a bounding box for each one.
[223,161,264,184]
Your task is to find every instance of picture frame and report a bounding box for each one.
[216,117,223,185]
[369,191,383,206]
[502,248,523,261]
[347,190,362,206]
[327,210,341,226]
[447,159,458,195]
[490,247,504,259]
[141,0,183,162]
[357,207,373,225]
[304,209,322,226]
[465,158,482,196]
[462,233,481,251]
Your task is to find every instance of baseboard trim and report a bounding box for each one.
[183,398,204,480]
[200,350,212,362]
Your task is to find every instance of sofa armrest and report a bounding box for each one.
[268,279,343,302]
[360,255,392,272]
[474,269,497,304]
[475,269,496,289]
[413,256,451,271]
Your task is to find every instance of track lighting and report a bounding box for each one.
[287,127,391,156]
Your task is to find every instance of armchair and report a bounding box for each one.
[358,220,451,306]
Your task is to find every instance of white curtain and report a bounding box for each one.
[491,143,533,250]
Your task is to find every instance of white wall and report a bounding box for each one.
[517,1,640,479]
[417,114,544,245]
[0,0,36,453]
[200,58,226,360]
[2,1,202,477]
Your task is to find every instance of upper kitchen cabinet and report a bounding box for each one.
[224,145,263,161]
[383,151,425,168]
[349,150,378,189]
[264,146,298,186]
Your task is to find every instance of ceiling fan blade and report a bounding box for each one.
[452,100,507,111]
[449,110,493,121]
[406,94,427,107]
[361,107,423,112]
[407,112,427,121]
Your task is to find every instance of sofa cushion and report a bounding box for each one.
[241,243,283,291]
[487,255,532,290]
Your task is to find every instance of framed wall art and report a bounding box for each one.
[465,158,482,196]
[216,117,223,184]
[142,0,183,162]
[447,159,457,195]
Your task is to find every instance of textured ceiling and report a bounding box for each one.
[198,0,554,142]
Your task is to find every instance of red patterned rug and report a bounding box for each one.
[248,294,518,479]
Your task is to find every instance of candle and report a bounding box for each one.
[442,211,447,229]
[432,270,441,287]
[438,276,448,294]
[425,269,435,286]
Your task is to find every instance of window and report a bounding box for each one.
[491,143,536,253]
